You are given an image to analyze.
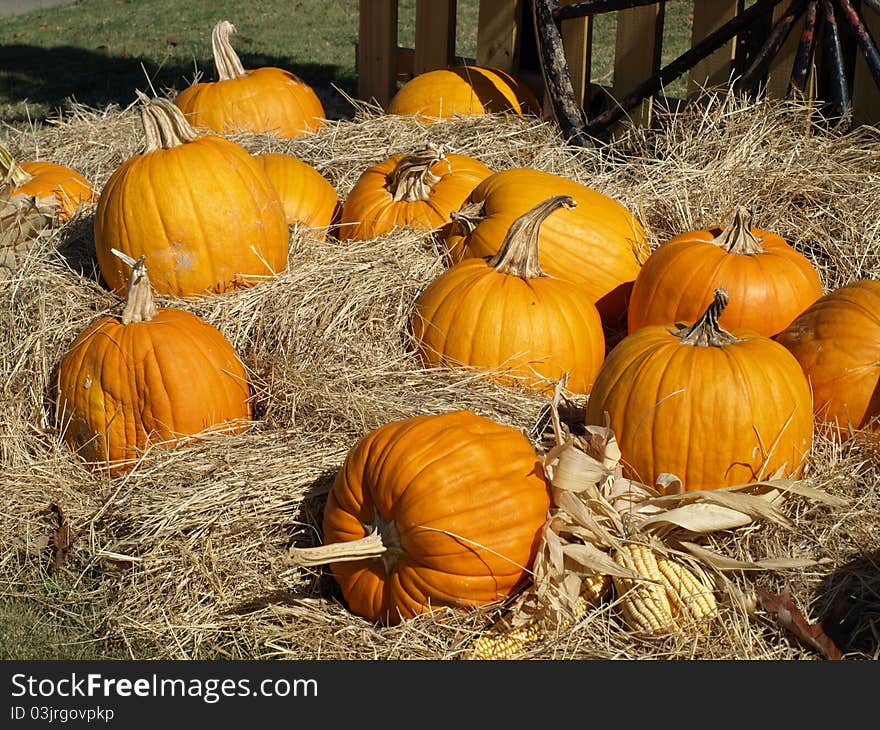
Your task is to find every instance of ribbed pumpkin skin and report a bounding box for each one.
[323,411,551,625]
[337,152,492,241]
[56,309,252,474]
[174,67,326,138]
[387,66,540,120]
[412,258,605,394]
[449,168,648,326]
[775,279,880,435]
[12,161,95,220]
[628,225,823,337]
[94,135,289,296]
[254,153,339,237]
[585,325,813,491]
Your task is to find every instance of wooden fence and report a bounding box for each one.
[357,0,880,130]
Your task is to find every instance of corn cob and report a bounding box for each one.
[468,573,608,660]
[612,544,676,634]
[656,556,717,626]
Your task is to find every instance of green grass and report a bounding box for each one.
[0,0,701,129]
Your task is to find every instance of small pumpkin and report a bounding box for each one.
[775,279,880,437]
[0,140,94,221]
[412,195,605,395]
[387,65,540,121]
[628,206,823,337]
[174,20,325,138]
[254,152,340,239]
[94,93,289,297]
[446,167,648,328]
[337,143,492,241]
[56,251,252,475]
[585,288,814,492]
[291,410,551,625]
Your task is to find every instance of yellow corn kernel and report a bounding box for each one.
[469,622,544,660]
[612,544,676,635]
[584,571,611,605]
[656,557,717,626]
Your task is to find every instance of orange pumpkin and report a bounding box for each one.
[93,94,289,297]
[585,288,814,492]
[628,207,823,337]
[0,141,94,221]
[446,167,648,328]
[174,20,325,138]
[56,252,252,475]
[254,152,340,239]
[775,279,880,437]
[387,65,540,120]
[412,195,605,395]
[316,410,550,625]
[337,143,492,241]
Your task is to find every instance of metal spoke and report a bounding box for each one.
[820,0,851,118]
[789,0,819,95]
[837,0,880,92]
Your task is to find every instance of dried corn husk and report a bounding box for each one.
[0,191,58,272]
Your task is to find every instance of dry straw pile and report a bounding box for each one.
[1,90,878,660]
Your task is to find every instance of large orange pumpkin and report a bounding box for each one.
[386,65,540,120]
[0,141,94,221]
[446,167,648,328]
[412,195,605,395]
[174,20,325,138]
[56,253,252,475]
[775,279,880,437]
[628,206,823,337]
[93,94,289,297]
[254,152,340,239]
[337,143,492,241]
[315,410,551,625]
[585,288,813,492]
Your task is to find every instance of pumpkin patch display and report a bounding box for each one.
[93,94,289,297]
[336,143,492,241]
[627,206,823,337]
[445,167,648,328]
[290,410,551,625]
[174,20,325,138]
[775,279,880,437]
[585,288,814,492]
[56,251,252,475]
[386,65,540,121]
[0,140,95,221]
[254,152,340,238]
[411,195,605,395]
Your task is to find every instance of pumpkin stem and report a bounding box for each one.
[449,199,487,237]
[386,143,451,202]
[288,509,403,574]
[488,195,576,279]
[0,141,35,188]
[712,205,764,255]
[114,248,158,325]
[137,92,199,152]
[673,288,743,347]
[211,20,248,81]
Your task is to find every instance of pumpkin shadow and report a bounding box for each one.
[816,549,880,659]
[53,213,105,284]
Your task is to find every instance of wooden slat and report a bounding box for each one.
[765,1,805,99]
[559,0,593,108]
[613,3,664,128]
[688,0,743,98]
[476,0,522,71]
[357,0,399,108]
[414,0,457,74]
[852,7,880,126]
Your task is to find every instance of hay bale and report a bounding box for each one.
[1,91,878,660]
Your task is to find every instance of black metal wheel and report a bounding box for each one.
[532,0,880,145]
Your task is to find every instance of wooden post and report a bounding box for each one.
[477,0,523,71]
[414,0,457,74]
[852,5,880,126]
[358,0,399,107]
[765,1,808,98]
[688,0,743,98]
[559,0,593,108]
[613,3,664,128]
